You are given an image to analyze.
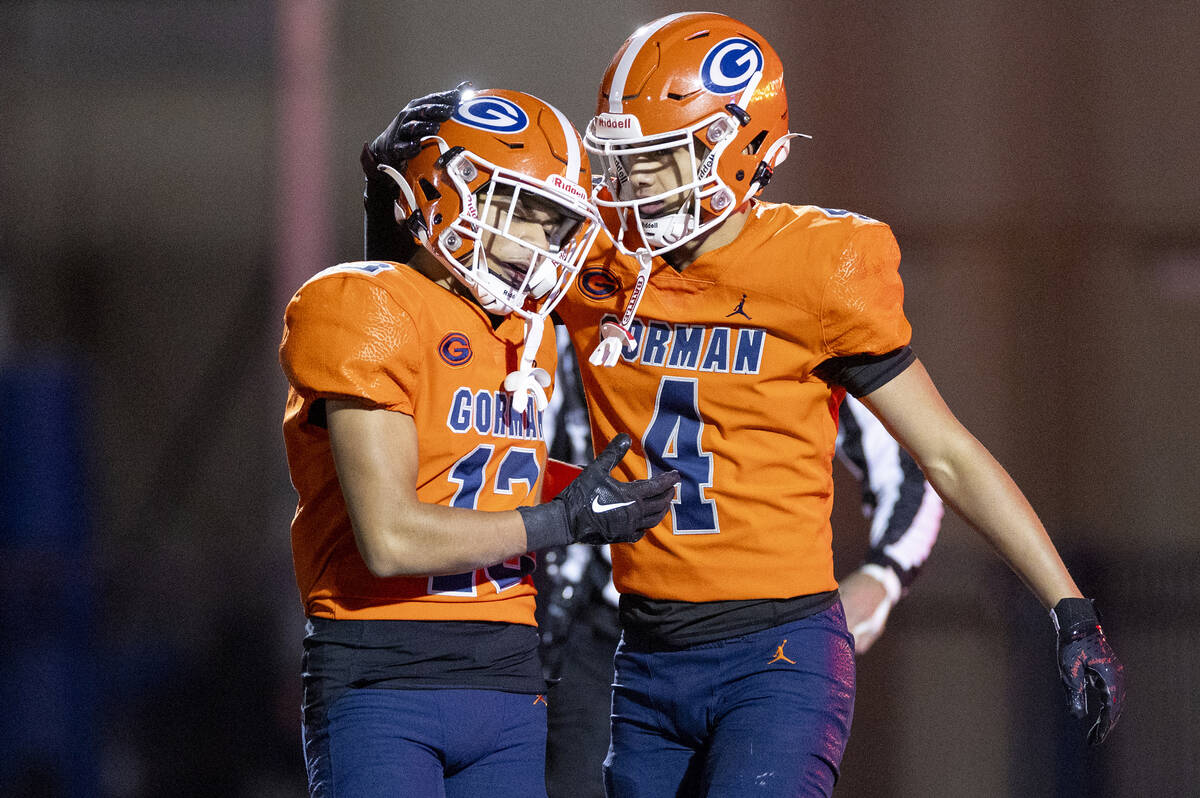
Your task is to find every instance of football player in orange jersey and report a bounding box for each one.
[569,13,1124,797]
[281,89,678,798]
[364,15,1125,796]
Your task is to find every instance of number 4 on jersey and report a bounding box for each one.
[643,377,719,534]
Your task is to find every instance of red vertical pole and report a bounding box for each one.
[274,0,332,316]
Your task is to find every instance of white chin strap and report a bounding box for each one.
[469,256,557,316]
[464,252,562,414]
[526,258,557,300]
[590,250,654,367]
[473,286,507,315]
[470,260,556,414]
[639,211,695,248]
[504,315,552,414]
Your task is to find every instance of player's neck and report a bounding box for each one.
[409,249,500,326]
[661,203,751,272]
[409,248,456,291]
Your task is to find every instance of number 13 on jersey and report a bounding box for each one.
[643,377,719,534]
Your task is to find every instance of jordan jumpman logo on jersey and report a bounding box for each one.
[726,293,751,319]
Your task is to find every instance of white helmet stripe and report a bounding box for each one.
[607,12,694,114]
[736,70,763,111]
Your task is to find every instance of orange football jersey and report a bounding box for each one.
[556,202,911,602]
[279,261,556,625]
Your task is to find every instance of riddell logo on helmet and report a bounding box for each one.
[594,114,642,138]
[549,174,588,202]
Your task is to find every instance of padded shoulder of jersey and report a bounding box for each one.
[809,211,910,358]
[279,262,424,412]
[755,202,891,240]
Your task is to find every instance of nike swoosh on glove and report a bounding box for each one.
[519,433,680,550]
[1051,597,1126,745]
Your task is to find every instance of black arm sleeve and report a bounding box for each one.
[814,346,916,397]
[362,176,418,263]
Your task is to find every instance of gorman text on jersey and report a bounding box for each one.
[446,387,546,439]
[603,315,766,374]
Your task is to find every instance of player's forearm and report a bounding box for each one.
[350,502,530,578]
[362,173,408,263]
[920,433,1080,607]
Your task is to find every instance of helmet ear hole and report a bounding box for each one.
[744,130,768,156]
[419,179,441,201]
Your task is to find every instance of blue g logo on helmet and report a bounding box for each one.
[700,37,763,95]
[453,97,529,134]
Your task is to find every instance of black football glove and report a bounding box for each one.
[361,82,470,262]
[1051,597,1126,745]
[519,434,680,550]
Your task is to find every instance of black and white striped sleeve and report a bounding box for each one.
[835,394,944,599]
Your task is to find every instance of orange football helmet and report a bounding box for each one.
[382,89,600,322]
[379,89,601,411]
[584,12,802,257]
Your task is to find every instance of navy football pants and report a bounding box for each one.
[303,687,548,798]
[604,603,856,798]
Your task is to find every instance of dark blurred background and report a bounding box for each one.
[1,1,1197,796]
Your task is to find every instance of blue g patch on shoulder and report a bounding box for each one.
[579,266,621,300]
[439,332,473,366]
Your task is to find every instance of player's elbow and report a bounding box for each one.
[918,451,958,489]
[356,535,401,578]
[353,525,428,578]
[911,430,987,499]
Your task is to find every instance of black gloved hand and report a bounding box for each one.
[519,434,680,550]
[362,83,467,178]
[361,82,469,262]
[1051,597,1126,745]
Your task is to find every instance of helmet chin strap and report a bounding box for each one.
[468,251,556,314]
[526,257,557,299]
[590,249,654,367]
[504,315,552,414]
[465,249,560,413]
[639,210,695,247]
[470,283,508,314]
